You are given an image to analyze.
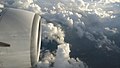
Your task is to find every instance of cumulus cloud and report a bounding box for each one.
[41,19,65,44]
[40,18,87,68]
[37,43,87,68]
[54,43,86,68]
[105,27,118,34]
[0,0,41,13]
[99,0,120,3]
[0,1,4,12]
[0,4,4,8]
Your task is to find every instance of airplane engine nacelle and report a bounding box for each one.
[0,8,41,68]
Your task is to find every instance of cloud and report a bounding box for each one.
[105,27,118,34]
[0,0,41,13]
[36,43,87,68]
[41,19,65,44]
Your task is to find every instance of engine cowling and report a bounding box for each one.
[0,8,41,68]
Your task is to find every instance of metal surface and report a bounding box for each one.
[30,14,41,67]
[0,8,41,68]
